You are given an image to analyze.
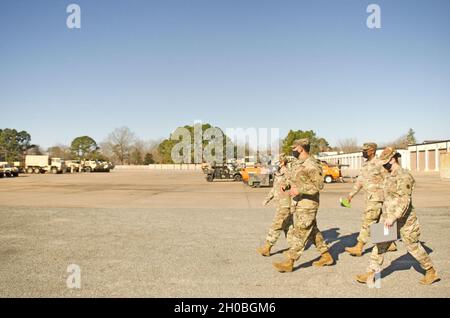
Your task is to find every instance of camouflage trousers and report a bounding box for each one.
[266,205,293,246]
[358,201,383,244]
[369,209,433,273]
[284,207,329,261]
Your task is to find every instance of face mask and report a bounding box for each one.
[383,162,392,171]
[362,151,369,159]
[292,150,300,159]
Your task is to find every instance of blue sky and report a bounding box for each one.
[0,0,449,148]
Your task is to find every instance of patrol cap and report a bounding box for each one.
[379,147,399,164]
[362,142,377,151]
[291,138,310,149]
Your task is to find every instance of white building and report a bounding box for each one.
[317,149,409,178]
[408,140,450,172]
[317,140,450,177]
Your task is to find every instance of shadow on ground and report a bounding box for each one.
[382,243,433,277]
[290,227,434,276]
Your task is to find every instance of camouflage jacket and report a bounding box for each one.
[264,166,291,207]
[384,168,416,222]
[349,157,386,202]
[288,157,324,207]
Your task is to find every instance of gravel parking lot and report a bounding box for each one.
[0,170,449,297]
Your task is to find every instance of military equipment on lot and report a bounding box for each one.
[65,160,81,173]
[82,160,113,172]
[247,166,274,188]
[25,155,66,174]
[0,163,20,177]
[321,161,345,183]
[13,161,24,173]
[202,161,243,182]
[106,161,115,171]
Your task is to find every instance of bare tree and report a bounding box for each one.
[337,138,360,153]
[385,129,417,149]
[130,138,146,165]
[103,127,136,165]
[148,138,163,163]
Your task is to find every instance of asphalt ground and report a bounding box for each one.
[0,170,449,297]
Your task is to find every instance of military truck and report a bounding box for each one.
[25,155,66,174]
[202,161,243,182]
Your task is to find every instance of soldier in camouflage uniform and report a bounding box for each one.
[356,147,440,285]
[256,154,293,257]
[273,139,334,272]
[346,143,397,256]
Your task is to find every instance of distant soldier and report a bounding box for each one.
[346,142,397,256]
[273,139,334,272]
[356,147,440,285]
[256,154,293,257]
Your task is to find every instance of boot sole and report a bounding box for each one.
[356,278,367,284]
[272,264,293,273]
[345,249,363,257]
[419,277,441,285]
[313,262,334,267]
[274,269,293,273]
[256,249,271,257]
[348,253,363,257]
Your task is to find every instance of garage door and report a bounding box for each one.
[419,151,426,171]
[410,151,417,172]
[428,150,436,171]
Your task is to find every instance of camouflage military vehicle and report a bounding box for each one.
[82,160,112,172]
[104,161,115,171]
[202,161,243,182]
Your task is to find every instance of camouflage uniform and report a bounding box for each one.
[349,156,386,244]
[264,165,293,245]
[284,157,329,261]
[369,167,433,272]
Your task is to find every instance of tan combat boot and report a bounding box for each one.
[256,242,272,257]
[387,242,397,252]
[345,241,365,257]
[355,271,376,284]
[419,267,440,285]
[273,258,295,273]
[313,251,334,267]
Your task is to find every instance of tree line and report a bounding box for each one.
[0,126,417,164]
